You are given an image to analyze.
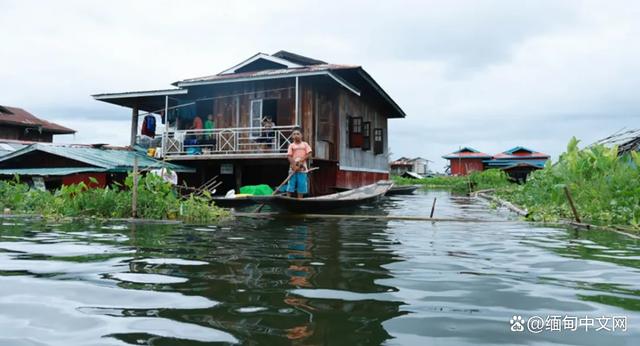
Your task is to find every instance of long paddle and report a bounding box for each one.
[254,167,318,213]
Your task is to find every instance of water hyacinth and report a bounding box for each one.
[0,173,228,222]
[500,138,640,228]
[393,137,640,229]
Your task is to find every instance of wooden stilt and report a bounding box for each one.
[132,157,139,218]
[564,186,581,223]
[430,197,437,218]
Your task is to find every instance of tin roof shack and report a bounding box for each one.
[0,140,29,157]
[0,143,193,190]
[593,128,640,156]
[390,157,431,176]
[442,147,492,176]
[484,146,549,182]
[0,105,75,142]
[93,51,406,194]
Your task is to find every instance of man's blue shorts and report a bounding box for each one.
[287,172,308,194]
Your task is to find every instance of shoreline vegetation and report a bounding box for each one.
[393,137,640,232]
[0,173,229,223]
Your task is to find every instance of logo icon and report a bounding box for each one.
[510,315,525,332]
[527,315,545,333]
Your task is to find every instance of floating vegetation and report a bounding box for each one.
[499,138,640,229]
[393,137,640,230]
[0,173,228,223]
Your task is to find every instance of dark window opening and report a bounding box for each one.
[262,99,278,125]
[348,116,363,148]
[374,128,384,155]
[362,122,371,151]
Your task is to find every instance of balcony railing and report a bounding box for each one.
[160,125,297,158]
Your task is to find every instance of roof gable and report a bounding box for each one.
[218,53,303,75]
[442,147,492,159]
[456,147,480,153]
[0,106,75,134]
[504,146,534,155]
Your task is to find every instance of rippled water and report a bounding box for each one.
[0,190,638,345]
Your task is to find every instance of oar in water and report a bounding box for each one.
[254,167,319,213]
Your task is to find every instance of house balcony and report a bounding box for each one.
[159,125,297,160]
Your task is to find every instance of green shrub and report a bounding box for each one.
[0,173,228,223]
[498,138,640,228]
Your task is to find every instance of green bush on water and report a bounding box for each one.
[0,173,228,222]
[393,137,640,229]
[499,138,640,228]
[392,169,510,193]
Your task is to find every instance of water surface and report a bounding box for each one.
[0,190,638,345]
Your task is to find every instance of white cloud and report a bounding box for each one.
[2,0,639,171]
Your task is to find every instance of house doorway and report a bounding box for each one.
[262,99,278,125]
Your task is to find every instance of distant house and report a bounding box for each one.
[93,50,406,194]
[443,146,549,180]
[0,105,75,142]
[390,157,430,176]
[442,147,492,176]
[484,146,549,181]
[0,143,193,189]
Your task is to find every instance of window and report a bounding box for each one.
[316,93,332,142]
[262,99,278,125]
[348,116,363,148]
[362,122,371,151]
[250,99,262,137]
[374,128,384,155]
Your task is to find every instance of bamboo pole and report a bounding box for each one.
[563,186,581,223]
[476,192,529,217]
[430,197,437,218]
[234,212,517,223]
[132,157,139,218]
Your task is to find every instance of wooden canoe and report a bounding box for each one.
[267,180,393,213]
[386,184,421,195]
[210,195,273,208]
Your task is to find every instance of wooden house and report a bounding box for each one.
[93,51,406,194]
[484,146,549,181]
[443,146,549,180]
[0,105,75,142]
[390,157,431,176]
[442,147,492,176]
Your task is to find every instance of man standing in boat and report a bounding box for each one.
[286,127,312,199]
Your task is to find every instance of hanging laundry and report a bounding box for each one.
[141,114,156,137]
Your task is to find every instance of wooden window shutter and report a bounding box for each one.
[373,128,383,154]
[362,122,371,151]
[348,116,363,148]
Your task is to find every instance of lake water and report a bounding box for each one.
[0,190,638,345]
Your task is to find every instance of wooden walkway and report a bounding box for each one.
[233,212,516,223]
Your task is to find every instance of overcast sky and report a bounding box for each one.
[1,0,639,171]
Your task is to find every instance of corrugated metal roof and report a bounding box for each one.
[0,106,76,134]
[0,167,107,176]
[443,147,492,159]
[0,141,28,157]
[176,64,358,85]
[95,51,407,119]
[484,159,548,168]
[0,144,195,173]
[272,50,327,65]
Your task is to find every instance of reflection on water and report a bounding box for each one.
[0,190,638,345]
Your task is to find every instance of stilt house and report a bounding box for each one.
[93,51,406,194]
